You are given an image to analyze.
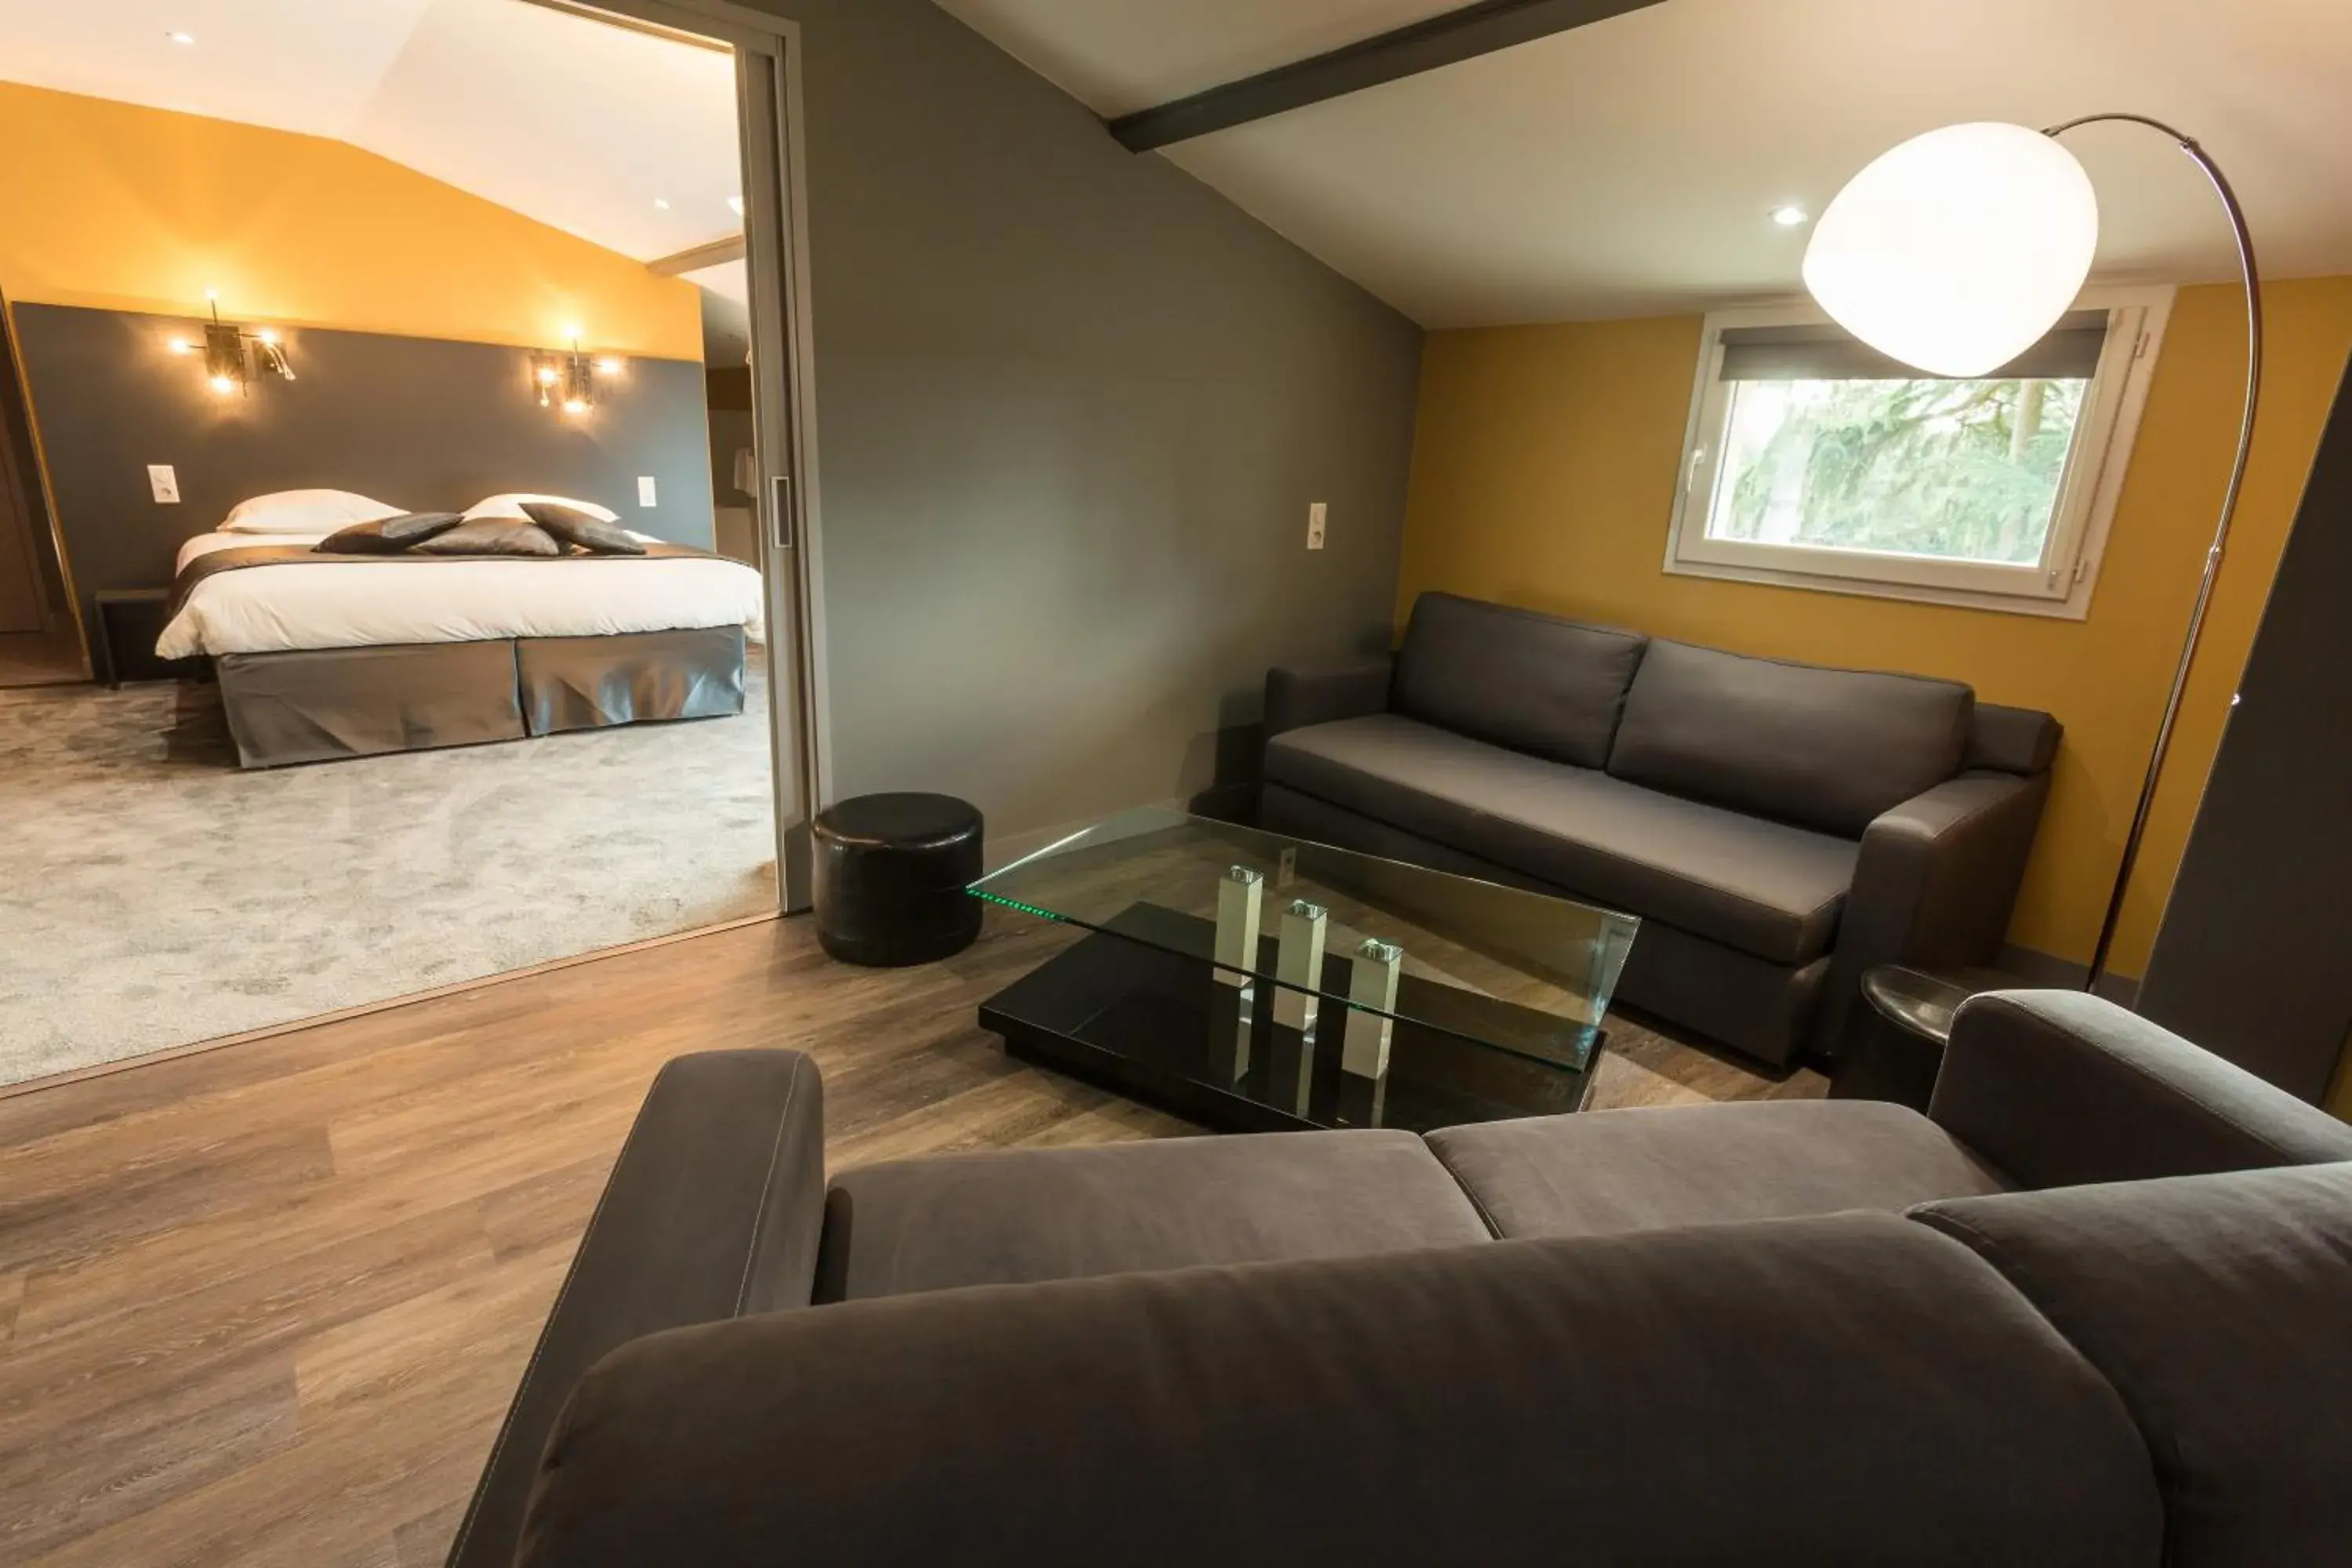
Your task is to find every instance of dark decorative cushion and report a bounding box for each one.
[412,518,564,557]
[521,502,647,556]
[314,512,464,554]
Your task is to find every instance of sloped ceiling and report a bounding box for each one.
[941,0,2352,327]
[0,0,742,265]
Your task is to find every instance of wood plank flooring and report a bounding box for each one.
[0,909,1820,1566]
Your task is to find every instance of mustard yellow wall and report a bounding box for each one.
[0,82,699,359]
[1396,277,2352,977]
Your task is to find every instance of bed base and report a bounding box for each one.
[215,627,746,769]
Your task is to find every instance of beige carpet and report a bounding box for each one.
[0,669,778,1087]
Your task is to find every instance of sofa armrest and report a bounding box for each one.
[1264,654,1393,739]
[447,1049,826,1568]
[1851,770,2050,967]
[1813,770,2050,1055]
[1928,990,2352,1189]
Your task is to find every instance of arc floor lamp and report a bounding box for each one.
[1802,115,2263,995]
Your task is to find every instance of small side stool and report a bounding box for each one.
[811,793,984,967]
[1830,964,2016,1112]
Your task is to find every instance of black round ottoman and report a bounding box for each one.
[811,793,984,967]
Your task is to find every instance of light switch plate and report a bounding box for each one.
[147,464,180,504]
[637,475,658,507]
[1307,501,1327,550]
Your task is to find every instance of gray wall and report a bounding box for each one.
[743,0,1424,843]
[9,305,714,640]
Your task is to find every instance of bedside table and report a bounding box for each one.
[93,589,206,687]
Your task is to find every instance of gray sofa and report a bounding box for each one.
[1259,591,2062,1065]
[451,992,2352,1566]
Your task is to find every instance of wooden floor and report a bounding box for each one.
[0,909,1820,1566]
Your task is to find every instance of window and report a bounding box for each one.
[1664,290,2171,617]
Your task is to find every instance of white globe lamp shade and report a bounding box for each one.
[1802,122,2100,378]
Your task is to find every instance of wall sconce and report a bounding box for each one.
[529,332,622,418]
[169,294,295,397]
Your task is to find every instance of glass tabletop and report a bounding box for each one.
[969,808,1639,1129]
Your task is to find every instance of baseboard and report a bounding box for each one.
[981,796,1199,873]
[1996,943,2140,1008]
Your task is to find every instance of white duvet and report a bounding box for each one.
[157,532,766,659]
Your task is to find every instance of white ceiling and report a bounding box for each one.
[0,0,742,265]
[941,0,2352,327]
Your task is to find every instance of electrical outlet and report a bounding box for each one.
[637,475,658,507]
[1307,502,1327,550]
[147,464,180,504]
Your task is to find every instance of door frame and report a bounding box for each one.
[526,0,831,913]
[0,289,88,665]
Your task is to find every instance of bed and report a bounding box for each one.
[157,490,768,769]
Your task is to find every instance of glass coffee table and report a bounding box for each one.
[970,808,1639,1134]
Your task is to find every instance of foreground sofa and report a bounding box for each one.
[450,992,2352,1566]
[1259,592,2062,1065]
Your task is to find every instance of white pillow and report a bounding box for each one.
[221,488,407,535]
[463,492,620,524]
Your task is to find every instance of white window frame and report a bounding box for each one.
[1662,285,2174,619]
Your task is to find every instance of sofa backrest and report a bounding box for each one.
[1392,592,1647,770]
[1912,1162,2352,1568]
[1607,640,1973,837]
[514,1214,2160,1567]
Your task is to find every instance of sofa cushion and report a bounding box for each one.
[1265,715,1857,964]
[520,1216,2161,1568]
[812,1131,1490,1302]
[1427,1102,2007,1240]
[1391,592,1648,769]
[1608,640,1973,837]
[1912,1163,2352,1568]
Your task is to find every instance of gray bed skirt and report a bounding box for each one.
[216,626,747,769]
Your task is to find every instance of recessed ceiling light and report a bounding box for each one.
[167,30,195,45]
[652,198,670,210]
[1770,205,1810,227]
[727,195,744,217]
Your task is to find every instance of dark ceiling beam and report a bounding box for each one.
[1105,0,1668,153]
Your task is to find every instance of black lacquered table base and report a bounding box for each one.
[978,903,1604,1134]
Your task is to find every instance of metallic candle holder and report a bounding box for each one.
[1275,899,1329,1115]
[1341,938,1403,1080]
[1273,899,1329,1036]
[1211,866,1264,1082]
[1338,938,1403,1128]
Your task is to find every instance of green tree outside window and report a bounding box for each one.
[1708,377,2086,564]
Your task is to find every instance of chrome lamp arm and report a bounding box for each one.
[2045,114,2263,993]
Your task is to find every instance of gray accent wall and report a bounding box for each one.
[9,305,713,639]
[741,0,1423,839]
